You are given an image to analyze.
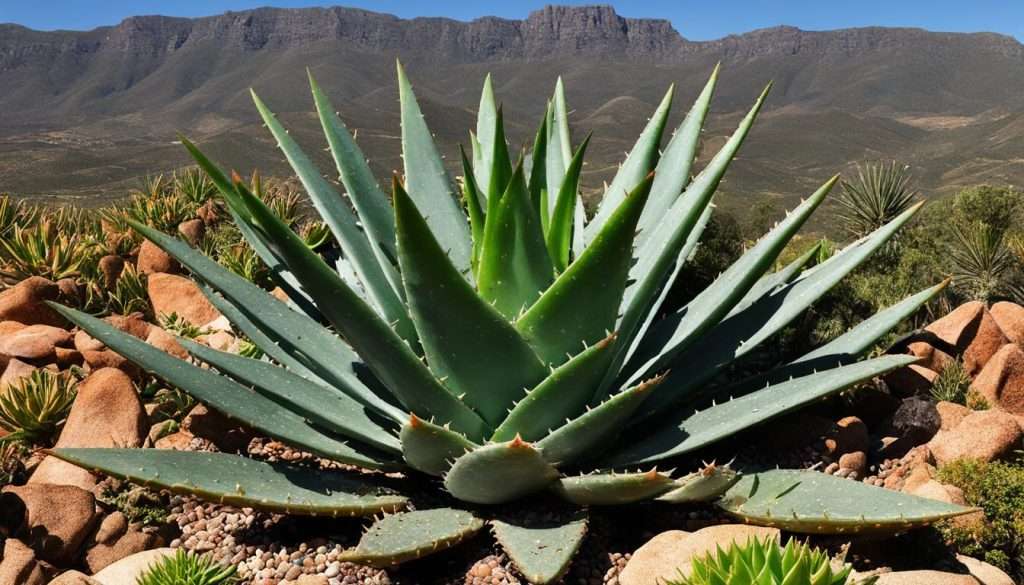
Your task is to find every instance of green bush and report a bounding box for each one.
[136,548,238,585]
[937,459,1024,580]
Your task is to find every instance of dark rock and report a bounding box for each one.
[886,396,941,445]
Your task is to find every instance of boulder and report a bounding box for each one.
[104,314,151,341]
[144,327,187,360]
[825,416,869,456]
[84,522,160,574]
[136,239,179,275]
[1,358,36,388]
[0,325,72,360]
[619,525,780,585]
[936,401,971,431]
[30,368,147,491]
[1,484,98,564]
[81,350,139,378]
[0,320,26,336]
[956,554,1015,585]
[177,219,205,245]
[53,347,83,368]
[147,273,221,327]
[907,341,955,374]
[73,330,105,353]
[97,256,125,288]
[971,343,1024,415]
[928,409,1024,465]
[926,301,1009,376]
[153,430,194,450]
[48,571,103,584]
[91,548,174,585]
[990,301,1024,344]
[885,396,941,445]
[874,570,979,584]
[0,277,64,327]
[0,539,49,585]
[908,480,966,505]
[183,404,254,453]
[838,451,867,476]
[884,364,940,397]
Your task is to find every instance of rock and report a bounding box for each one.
[928,409,1024,465]
[0,320,26,336]
[84,527,160,574]
[144,327,187,360]
[908,480,966,505]
[927,301,1009,376]
[74,330,105,353]
[294,576,329,585]
[56,278,82,304]
[990,301,1024,345]
[936,401,971,431]
[92,513,128,546]
[838,451,867,476]
[91,548,174,585]
[0,539,49,585]
[183,404,254,453]
[843,384,902,427]
[0,277,64,327]
[2,484,98,564]
[1,358,36,388]
[49,570,103,584]
[825,416,869,456]
[196,200,219,225]
[153,430,194,450]
[81,350,139,378]
[886,396,941,445]
[907,341,955,374]
[105,313,151,340]
[971,343,1024,415]
[53,347,83,368]
[98,256,125,287]
[884,364,940,397]
[0,325,72,360]
[956,554,1014,585]
[201,330,238,353]
[30,368,147,491]
[177,219,205,245]
[620,525,779,585]
[147,273,221,326]
[874,570,979,584]
[900,463,936,494]
[136,239,179,275]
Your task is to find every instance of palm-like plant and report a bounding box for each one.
[0,370,77,445]
[951,222,1023,303]
[48,65,969,583]
[836,161,918,240]
[0,222,99,283]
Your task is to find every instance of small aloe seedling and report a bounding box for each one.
[0,370,77,445]
[668,537,858,585]
[48,64,973,583]
[136,549,239,585]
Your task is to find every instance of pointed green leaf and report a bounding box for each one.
[341,508,484,566]
[395,181,547,426]
[517,174,653,367]
[537,375,661,466]
[477,162,556,318]
[444,439,560,504]
[637,65,719,246]
[727,242,820,319]
[397,61,473,276]
[546,135,590,273]
[492,512,588,584]
[544,102,567,220]
[492,332,615,442]
[50,449,407,516]
[474,74,498,193]
[485,105,514,203]
[718,469,976,535]
[227,177,490,440]
[49,305,399,470]
[399,415,479,477]
[584,85,674,242]
[528,113,549,218]
[180,338,401,454]
[553,471,675,505]
[459,146,486,274]
[552,77,573,166]
[604,355,917,467]
[251,90,415,344]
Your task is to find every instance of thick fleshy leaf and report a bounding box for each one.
[544,101,567,221]
[309,73,402,287]
[459,146,486,273]
[251,91,414,343]
[630,176,836,384]
[726,242,821,319]
[528,113,549,220]
[395,181,547,426]
[399,415,478,477]
[477,162,556,318]
[546,135,590,273]
[341,508,484,566]
[517,174,653,367]
[492,332,615,442]
[604,355,917,467]
[181,338,401,454]
[636,65,719,246]
[492,512,588,584]
[719,469,976,534]
[584,85,674,242]
[444,439,560,504]
[225,179,490,440]
[50,449,407,516]
[553,471,675,505]
[484,105,514,204]
[49,305,399,470]
[537,375,662,466]
[397,61,473,276]
[474,74,498,193]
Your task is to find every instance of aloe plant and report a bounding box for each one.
[666,536,858,585]
[49,64,972,584]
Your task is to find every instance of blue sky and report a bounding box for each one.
[3,1,1023,41]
